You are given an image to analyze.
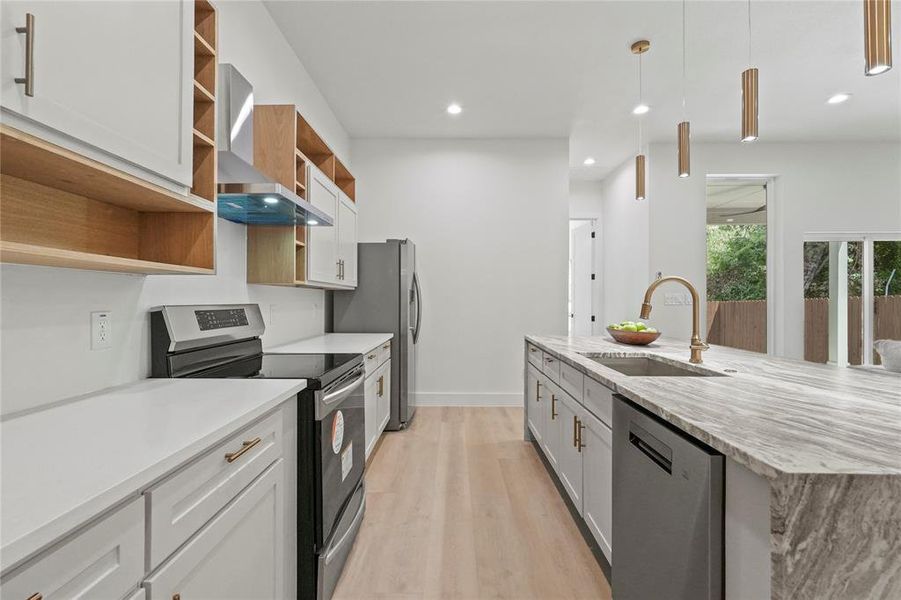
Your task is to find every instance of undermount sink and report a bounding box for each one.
[581,355,726,377]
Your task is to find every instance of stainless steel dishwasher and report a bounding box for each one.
[612,396,724,600]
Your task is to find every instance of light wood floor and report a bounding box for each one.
[333,407,612,600]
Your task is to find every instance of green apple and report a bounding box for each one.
[621,324,639,332]
[645,327,658,333]
[636,322,647,331]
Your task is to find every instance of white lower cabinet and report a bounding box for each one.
[0,496,144,600]
[144,460,285,600]
[525,346,613,562]
[556,392,585,513]
[581,410,614,563]
[365,351,392,459]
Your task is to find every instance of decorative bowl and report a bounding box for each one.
[607,327,662,346]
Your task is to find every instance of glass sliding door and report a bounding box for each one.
[873,240,901,366]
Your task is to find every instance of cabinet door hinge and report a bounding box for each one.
[591,231,596,238]
[591,315,596,322]
[590,273,595,280]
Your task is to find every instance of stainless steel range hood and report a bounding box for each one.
[216,64,332,226]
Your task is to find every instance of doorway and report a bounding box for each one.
[705,179,770,353]
[569,219,595,336]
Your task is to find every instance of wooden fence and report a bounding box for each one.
[706,296,901,364]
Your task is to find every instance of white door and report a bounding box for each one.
[1,1,193,187]
[144,461,285,600]
[556,393,584,514]
[581,410,613,563]
[569,221,594,336]
[377,360,391,432]
[338,193,358,287]
[307,165,340,285]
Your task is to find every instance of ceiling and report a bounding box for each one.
[264,1,901,179]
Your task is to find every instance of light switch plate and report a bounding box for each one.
[91,311,112,350]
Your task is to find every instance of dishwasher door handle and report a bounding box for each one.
[629,429,673,474]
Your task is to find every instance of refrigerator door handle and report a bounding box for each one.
[412,271,422,344]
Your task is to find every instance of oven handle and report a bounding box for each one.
[325,491,366,565]
[322,369,365,406]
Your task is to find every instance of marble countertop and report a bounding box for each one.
[266,333,394,354]
[0,378,306,573]
[527,335,901,480]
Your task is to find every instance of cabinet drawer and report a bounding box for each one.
[377,340,392,367]
[542,353,561,383]
[583,377,613,427]
[145,409,283,570]
[527,343,543,368]
[1,497,144,600]
[559,361,583,402]
[364,348,381,377]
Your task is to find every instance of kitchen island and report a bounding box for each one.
[525,334,901,600]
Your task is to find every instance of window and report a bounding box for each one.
[803,235,901,367]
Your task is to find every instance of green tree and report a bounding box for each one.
[706,224,767,301]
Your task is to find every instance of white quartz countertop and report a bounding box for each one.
[266,333,394,355]
[527,335,901,479]
[0,377,306,573]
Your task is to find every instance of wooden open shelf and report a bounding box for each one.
[0,242,213,275]
[334,158,355,201]
[191,0,217,203]
[296,113,335,180]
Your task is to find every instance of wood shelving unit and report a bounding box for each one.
[0,126,215,274]
[191,0,217,203]
[245,105,355,287]
[334,158,355,201]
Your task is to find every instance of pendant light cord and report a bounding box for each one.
[747,0,752,66]
[637,53,643,152]
[682,0,687,117]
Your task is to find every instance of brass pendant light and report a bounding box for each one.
[632,40,650,200]
[864,0,892,75]
[678,0,690,177]
[741,0,758,142]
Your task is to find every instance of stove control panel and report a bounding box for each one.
[195,308,250,331]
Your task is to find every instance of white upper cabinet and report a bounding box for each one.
[338,192,358,287]
[306,165,358,289]
[307,164,341,286]
[0,0,193,188]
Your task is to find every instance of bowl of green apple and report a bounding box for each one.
[606,321,661,345]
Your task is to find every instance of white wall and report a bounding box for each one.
[351,138,569,405]
[643,141,901,358]
[600,156,651,328]
[0,0,348,415]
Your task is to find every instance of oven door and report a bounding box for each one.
[315,365,366,547]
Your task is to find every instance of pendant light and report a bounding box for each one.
[741,0,758,142]
[632,39,650,200]
[678,0,690,177]
[864,0,892,75]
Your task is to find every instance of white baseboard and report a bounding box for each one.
[415,393,523,407]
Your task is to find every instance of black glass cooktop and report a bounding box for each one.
[187,352,361,389]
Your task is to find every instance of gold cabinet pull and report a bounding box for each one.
[225,437,261,463]
[576,418,586,452]
[535,380,541,401]
[173,595,181,600]
[550,394,558,420]
[367,353,376,359]
[382,343,390,350]
[377,375,384,397]
[27,594,42,600]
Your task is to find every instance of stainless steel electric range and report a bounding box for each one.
[150,304,365,600]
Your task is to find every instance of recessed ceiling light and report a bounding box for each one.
[632,104,650,115]
[446,103,462,115]
[583,157,596,166]
[827,93,851,104]
[263,197,278,205]
[307,219,319,226]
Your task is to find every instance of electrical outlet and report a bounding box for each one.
[664,293,681,306]
[91,311,112,350]
[683,293,693,305]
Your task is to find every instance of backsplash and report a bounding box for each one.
[0,219,325,416]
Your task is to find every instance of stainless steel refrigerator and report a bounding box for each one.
[332,239,420,430]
